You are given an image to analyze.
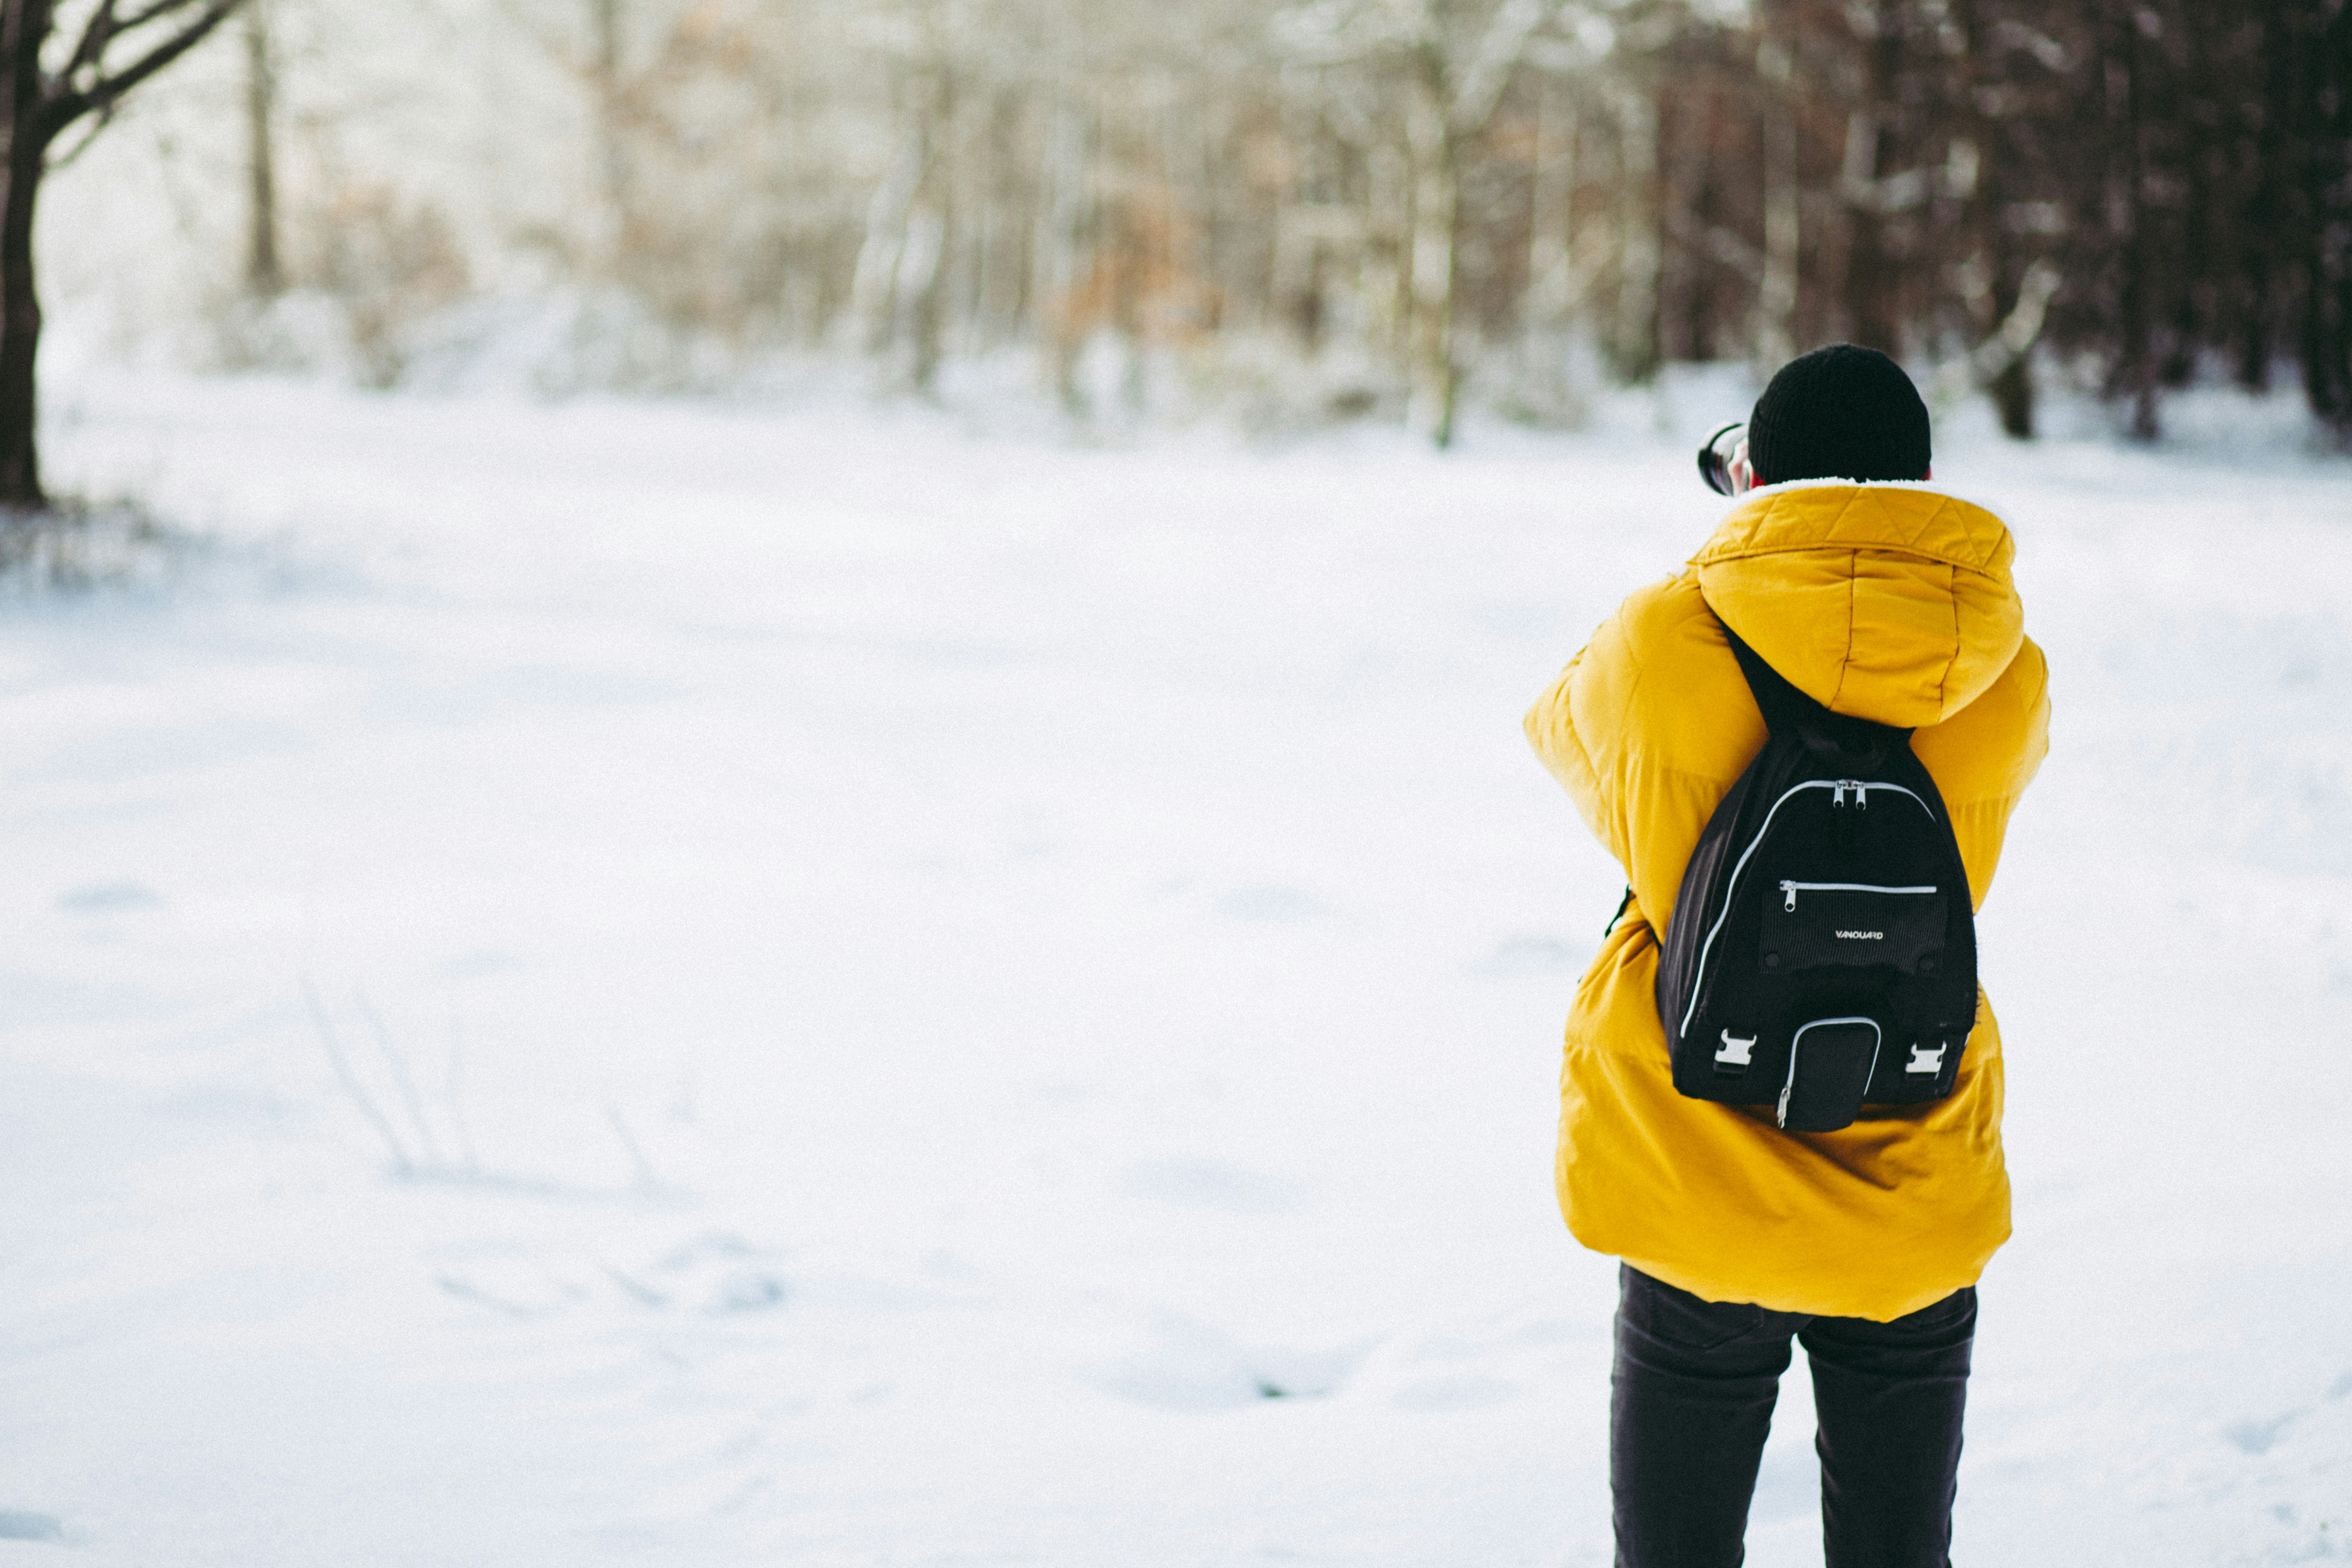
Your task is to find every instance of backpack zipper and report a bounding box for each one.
[1828,778,1934,813]
[1779,880,1937,911]
[1677,779,1938,1041]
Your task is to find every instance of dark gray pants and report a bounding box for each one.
[1611,1264,1975,1568]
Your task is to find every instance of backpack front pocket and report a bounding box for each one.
[1777,1016,1882,1132]
[1762,883,1947,976]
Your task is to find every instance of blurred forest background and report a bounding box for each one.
[45,0,2352,446]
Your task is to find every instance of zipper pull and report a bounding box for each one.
[1832,782,1846,807]
[1854,781,1869,809]
[1782,881,1797,911]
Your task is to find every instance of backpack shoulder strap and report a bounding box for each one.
[1718,619,1820,737]
[1716,616,1913,749]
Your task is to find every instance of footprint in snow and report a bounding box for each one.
[707,1271,788,1313]
[0,1512,64,1543]
[616,1231,790,1315]
[1214,885,1328,922]
[1087,1314,1371,1410]
[1349,1311,1589,1413]
[57,881,159,913]
[436,1232,790,1319]
[2224,1369,2352,1456]
[2226,1412,2301,1455]
[1126,1158,1304,1214]
[435,1270,568,1318]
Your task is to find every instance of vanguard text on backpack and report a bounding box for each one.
[1652,620,1979,1133]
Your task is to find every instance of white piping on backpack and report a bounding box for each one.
[1676,781,1937,1042]
[1779,880,1937,911]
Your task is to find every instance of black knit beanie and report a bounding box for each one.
[1746,343,1931,486]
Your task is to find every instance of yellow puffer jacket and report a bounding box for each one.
[1525,481,2051,1321]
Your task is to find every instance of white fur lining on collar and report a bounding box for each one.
[1731,476,2001,514]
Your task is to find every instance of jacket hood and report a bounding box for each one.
[1692,481,2024,729]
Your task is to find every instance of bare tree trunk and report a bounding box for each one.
[853,59,953,394]
[1941,0,2033,436]
[1522,76,1580,415]
[2301,0,2352,435]
[1403,72,1457,446]
[0,0,55,511]
[1612,82,1661,381]
[1658,87,1715,360]
[2242,0,2295,392]
[2103,0,2160,440]
[1840,108,1900,351]
[1525,76,1577,328]
[853,125,922,355]
[1826,3,1900,353]
[964,91,1006,352]
[903,191,947,392]
[1034,94,1091,414]
[908,67,961,394]
[1363,140,1408,370]
[1756,34,1798,368]
[1988,345,2035,437]
[1268,85,1313,347]
[243,0,280,297]
[0,0,245,509]
[589,0,628,272]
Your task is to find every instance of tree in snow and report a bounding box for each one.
[1,0,247,510]
[1277,0,1588,447]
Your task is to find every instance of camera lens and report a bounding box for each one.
[1697,423,1744,496]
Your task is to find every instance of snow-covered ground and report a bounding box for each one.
[3,367,2348,1565]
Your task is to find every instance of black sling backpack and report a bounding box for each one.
[1652,619,1977,1133]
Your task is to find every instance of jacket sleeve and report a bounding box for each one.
[1914,635,2051,910]
[1523,575,1810,937]
[1523,605,1638,875]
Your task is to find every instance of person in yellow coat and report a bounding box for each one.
[1525,344,2050,1568]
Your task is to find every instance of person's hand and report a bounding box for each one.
[1729,438,1755,494]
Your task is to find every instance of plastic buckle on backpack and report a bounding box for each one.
[1714,1030,1756,1071]
[1905,1043,1946,1075]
